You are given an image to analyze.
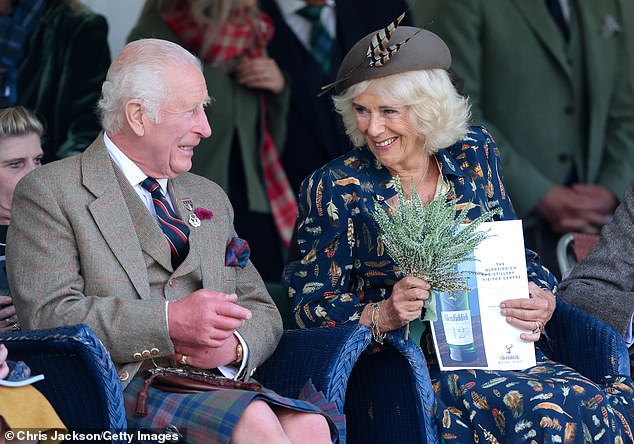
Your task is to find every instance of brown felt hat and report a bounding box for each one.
[329,26,451,94]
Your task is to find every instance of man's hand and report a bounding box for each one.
[168,290,251,349]
[537,185,617,233]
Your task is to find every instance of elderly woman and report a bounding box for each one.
[0,106,44,332]
[283,25,634,442]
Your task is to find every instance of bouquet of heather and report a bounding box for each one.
[372,176,500,336]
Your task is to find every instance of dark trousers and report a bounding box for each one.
[523,221,563,282]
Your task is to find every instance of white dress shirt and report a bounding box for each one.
[276,0,336,52]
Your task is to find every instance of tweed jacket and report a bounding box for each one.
[426,0,634,224]
[127,10,291,214]
[17,2,110,163]
[6,136,282,389]
[558,180,634,339]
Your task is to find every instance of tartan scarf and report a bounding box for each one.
[0,0,47,107]
[162,1,273,70]
[164,3,298,247]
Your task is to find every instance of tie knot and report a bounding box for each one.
[140,177,161,195]
[297,4,323,22]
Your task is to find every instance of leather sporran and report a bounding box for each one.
[135,367,263,417]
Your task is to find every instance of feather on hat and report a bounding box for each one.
[320,16,451,95]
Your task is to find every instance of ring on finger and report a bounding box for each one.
[531,320,543,334]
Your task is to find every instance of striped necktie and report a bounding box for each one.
[297,4,333,73]
[141,178,190,268]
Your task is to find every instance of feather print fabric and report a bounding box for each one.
[283,126,634,442]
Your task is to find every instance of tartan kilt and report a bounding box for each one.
[123,376,340,443]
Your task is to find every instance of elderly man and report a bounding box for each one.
[6,38,333,443]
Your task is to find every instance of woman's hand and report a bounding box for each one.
[0,295,17,332]
[361,276,430,332]
[0,344,8,380]
[236,56,285,94]
[499,282,555,342]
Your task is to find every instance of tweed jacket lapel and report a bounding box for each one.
[165,178,202,278]
[576,0,622,182]
[513,0,572,79]
[112,166,174,272]
[81,136,155,297]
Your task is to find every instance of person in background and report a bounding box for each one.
[283,22,634,442]
[557,180,634,362]
[0,344,67,444]
[259,0,414,196]
[129,0,294,282]
[421,0,634,280]
[0,0,110,163]
[6,38,336,443]
[0,106,43,333]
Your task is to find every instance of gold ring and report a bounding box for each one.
[178,354,188,366]
[532,320,542,335]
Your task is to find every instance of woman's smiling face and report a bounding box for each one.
[352,89,424,176]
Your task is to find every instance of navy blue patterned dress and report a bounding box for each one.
[283,126,634,443]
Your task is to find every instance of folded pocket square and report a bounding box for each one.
[225,237,250,268]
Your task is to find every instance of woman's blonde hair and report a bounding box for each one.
[333,69,471,153]
[0,106,44,139]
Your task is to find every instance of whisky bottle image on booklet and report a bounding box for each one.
[438,289,477,362]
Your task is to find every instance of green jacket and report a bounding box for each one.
[128,10,291,214]
[426,0,634,224]
[17,2,111,163]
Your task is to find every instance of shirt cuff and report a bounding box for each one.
[218,332,248,380]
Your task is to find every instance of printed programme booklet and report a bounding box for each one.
[430,219,537,371]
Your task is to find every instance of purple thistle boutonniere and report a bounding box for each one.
[194,207,213,220]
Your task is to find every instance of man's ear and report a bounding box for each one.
[125,99,145,136]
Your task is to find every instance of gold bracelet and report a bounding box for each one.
[369,302,386,344]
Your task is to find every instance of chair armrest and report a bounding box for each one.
[255,325,441,444]
[255,324,371,413]
[0,324,127,437]
[543,300,630,380]
[255,324,370,444]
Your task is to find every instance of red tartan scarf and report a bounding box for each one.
[162,1,274,69]
[163,2,297,247]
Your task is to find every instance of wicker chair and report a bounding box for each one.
[556,232,601,279]
[0,324,127,443]
[0,298,626,444]
[254,324,440,444]
[260,284,631,444]
[542,299,630,379]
